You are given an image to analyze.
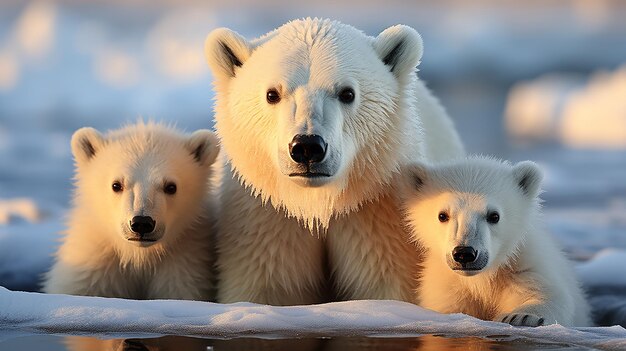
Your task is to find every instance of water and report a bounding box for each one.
[0,334,600,351]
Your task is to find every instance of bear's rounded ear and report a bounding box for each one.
[186,130,220,167]
[374,25,423,78]
[204,27,252,80]
[512,161,543,198]
[402,162,430,193]
[71,127,104,165]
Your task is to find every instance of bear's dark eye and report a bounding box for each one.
[438,211,449,223]
[266,89,281,104]
[164,182,177,195]
[487,211,500,224]
[338,87,355,104]
[112,181,123,193]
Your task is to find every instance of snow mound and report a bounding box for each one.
[0,199,61,292]
[0,287,625,350]
[577,250,626,288]
[560,67,626,149]
[505,65,626,149]
[578,250,626,329]
[0,198,42,224]
[505,74,583,143]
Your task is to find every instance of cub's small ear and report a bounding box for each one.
[374,25,423,78]
[204,27,252,80]
[512,161,543,198]
[402,162,430,193]
[187,130,220,167]
[71,127,104,165]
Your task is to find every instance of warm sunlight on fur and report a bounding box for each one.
[43,122,219,300]
[403,157,591,327]
[204,18,464,304]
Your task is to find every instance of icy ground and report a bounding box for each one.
[1,287,626,351]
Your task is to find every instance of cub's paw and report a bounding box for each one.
[496,313,545,327]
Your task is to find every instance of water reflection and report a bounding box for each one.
[64,336,210,351]
[60,335,589,351]
[64,336,326,351]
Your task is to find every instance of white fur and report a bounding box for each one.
[205,18,464,304]
[403,157,591,326]
[43,122,219,301]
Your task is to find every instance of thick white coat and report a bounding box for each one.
[403,157,591,326]
[43,122,219,300]
[205,18,464,304]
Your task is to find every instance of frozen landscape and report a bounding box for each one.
[1,0,626,349]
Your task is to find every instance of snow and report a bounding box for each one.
[505,65,626,149]
[0,198,41,224]
[0,200,61,292]
[0,287,625,350]
[577,250,626,288]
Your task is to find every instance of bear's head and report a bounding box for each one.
[205,18,423,229]
[402,157,543,277]
[70,122,219,252]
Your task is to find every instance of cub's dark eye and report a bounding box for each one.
[164,182,177,195]
[266,89,281,104]
[112,181,123,193]
[338,87,355,104]
[487,211,500,224]
[438,211,449,223]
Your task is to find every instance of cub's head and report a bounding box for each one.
[205,18,423,228]
[71,123,219,249]
[402,157,543,276]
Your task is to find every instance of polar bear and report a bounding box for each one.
[43,122,219,300]
[204,18,464,304]
[402,157,591,326]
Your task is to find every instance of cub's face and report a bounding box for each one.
[71,126,218,248]
[205,19,423,227]
[403,159,543,276]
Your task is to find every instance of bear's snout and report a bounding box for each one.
[130,216,156,236]
[452,246,478,264]
[448,246,488,275]
[289,134,327,164]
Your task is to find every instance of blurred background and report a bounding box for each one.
[1,0,626,290]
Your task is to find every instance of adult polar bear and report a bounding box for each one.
[205,18,464,304]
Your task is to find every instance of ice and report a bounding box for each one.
[0,200,62,292]
[0,287,625,350]
[577,250,626,288]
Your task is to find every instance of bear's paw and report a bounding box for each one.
[496,313,545,327]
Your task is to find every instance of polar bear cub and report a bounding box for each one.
[402,157,591,326]
[43,122,219,300]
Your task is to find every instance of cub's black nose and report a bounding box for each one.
[289,134,327,164]
[452,246,478,264]
[130,216,155,235]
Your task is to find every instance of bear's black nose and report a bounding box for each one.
[130,216,156,235]
[452,246,478,264]
[289,134,327,164]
